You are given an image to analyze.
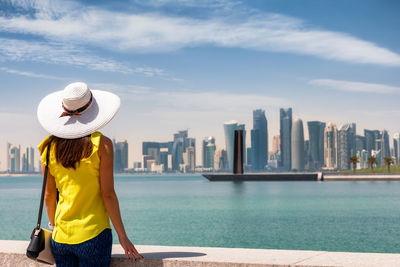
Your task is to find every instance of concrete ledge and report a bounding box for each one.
[1,240,400,266]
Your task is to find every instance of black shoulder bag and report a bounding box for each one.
[26,142,55,265]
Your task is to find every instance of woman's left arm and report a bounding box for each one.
[42,163,57,227]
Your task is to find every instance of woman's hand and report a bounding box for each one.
[119,235,144,261]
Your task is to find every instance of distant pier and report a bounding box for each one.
[203,172,400,182]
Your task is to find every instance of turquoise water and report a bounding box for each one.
[1,175,400,253]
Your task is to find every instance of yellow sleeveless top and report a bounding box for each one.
[38,131,111,244]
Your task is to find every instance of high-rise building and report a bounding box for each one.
[28,146,35,172]
[358,149,368,169]
[7,143,11,172]
[237,124,246,166]
[214,149,228,171]
[355,135,366,155]
[205,143,216,169]
[337,124,353,170]
[171,130,196,172]
[324,122,337,170]
[202,136,215,168]
[142,142,160,158]
[364,129,380,156]
[172,131,186,171]
[10,145,20,173]
[251,109,268,171]
[21,146,34,173]
[172,140,183,171]
[22,151,28,173]
[280,108,292,171]
[223,120,238,171]
[291,118,305,171]
[114,139,128,172]
[307,121,325,170]
[159,148,169,172]
[394,133,400,164]
[371,150,382,166]
[349,123,357,157]
[183,146,196,172]
[381,130,390,162]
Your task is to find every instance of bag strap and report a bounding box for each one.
[36,141,51,229]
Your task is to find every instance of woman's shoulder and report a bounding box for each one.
[98,134,113,157]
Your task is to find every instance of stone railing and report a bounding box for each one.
[1,240,400,266]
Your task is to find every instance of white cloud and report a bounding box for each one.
[0,38,178,79]
[1,1,400,66]
[0,38,132,73]
[0,66,66,80]
[309,79,400,94]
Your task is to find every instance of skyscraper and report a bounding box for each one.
[337,124,353,170]
[10,145,20,173]
[22,147,33,173]
[28,146,35,172]
[171,130,196,172]
[307,121,326,170]
[381,130,390,161]
[291,118,305,171]
[172,130,187,171]
[114,139,128,172]
[251,109,268,171]
[349,123,357,157]
[183,146,196,172]
[214,149,228,171]
[364,129,380,156]
[202,136,215,168]
[237,124,246,166]
[355,135,366,155]
[7,142,11,172]
[324,122,337,170]
[280,108,292,171]
[224,120,238,171]
[202,136,216,169]
[394,133,400,164]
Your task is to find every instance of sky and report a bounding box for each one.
[0,0,399,170]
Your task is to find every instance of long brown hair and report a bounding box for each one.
[41,135,93,169]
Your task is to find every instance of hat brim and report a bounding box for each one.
[37,90,120,139]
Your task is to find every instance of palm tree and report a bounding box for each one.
[367,156,377,173]
[349,156,360,173]
[384,157,394,173]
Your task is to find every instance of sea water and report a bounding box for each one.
[1,175,400,253]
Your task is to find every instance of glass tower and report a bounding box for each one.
[291,118,305,171]
[251,109,268,171]
[393,133,400,164]
[307,121,325,170]
[280,108,292,171]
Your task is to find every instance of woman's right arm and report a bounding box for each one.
[99,135,143,261]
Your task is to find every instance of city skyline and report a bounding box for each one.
[4,105,399,173]
[0,0,399,170]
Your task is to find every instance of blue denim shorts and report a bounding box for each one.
[51,228,112,267]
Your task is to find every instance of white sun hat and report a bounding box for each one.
[37,82,120,139]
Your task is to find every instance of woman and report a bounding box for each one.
[37,82,143,266]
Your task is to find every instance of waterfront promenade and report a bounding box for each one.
[1,240,400,266]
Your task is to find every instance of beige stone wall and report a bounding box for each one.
[1,240,400,267]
